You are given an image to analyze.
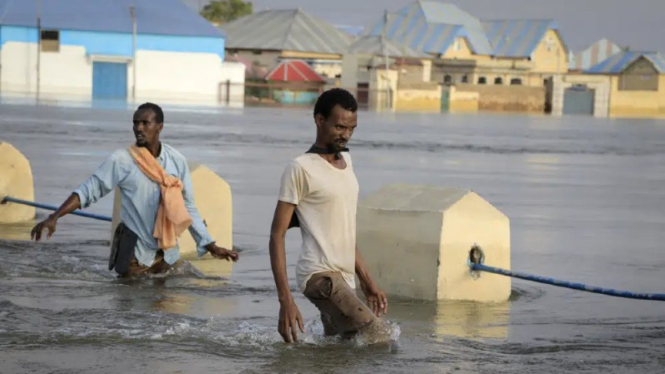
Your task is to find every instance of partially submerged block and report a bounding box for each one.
[357,184,510,302]
[0,141,36,223]
[111,163,233,276]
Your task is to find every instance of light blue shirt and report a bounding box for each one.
[73,143,214,267]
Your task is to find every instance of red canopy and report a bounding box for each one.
[265,60,325,82]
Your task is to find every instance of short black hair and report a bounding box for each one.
[313,88,358,119]
[137,102,164,123]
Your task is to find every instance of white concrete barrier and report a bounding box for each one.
[0,141,36,223]
[111,163,233,276]
[357,184,511,302]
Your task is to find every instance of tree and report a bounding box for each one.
[200,0,253,25]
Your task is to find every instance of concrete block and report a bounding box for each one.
[111,163,233,276]
[357,184,510,302]
[0,141,36,223]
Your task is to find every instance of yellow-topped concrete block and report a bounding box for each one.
[111,163,233,277]
[0,141,36,223]
[357,184,510,302]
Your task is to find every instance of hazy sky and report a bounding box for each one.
[185,0,665,52]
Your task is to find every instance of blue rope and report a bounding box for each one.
[1,196,112,222]
[470,262,665,301]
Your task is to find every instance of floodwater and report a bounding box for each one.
[1,98,664,374]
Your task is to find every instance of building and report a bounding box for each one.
[365,2,569,87]
[220,9,354,80]
[585,51,665,117]
[0,0,243,104]
[341,35,434,107]
[482,19,569,86]
[570,38,623,72]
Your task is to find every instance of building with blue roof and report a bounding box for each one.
[0,0,244,103]
[584,51,665,117]
[365,1,569,88]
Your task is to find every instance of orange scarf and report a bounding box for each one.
[128,145,192,249]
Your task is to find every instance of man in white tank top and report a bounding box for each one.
[269,88,388,343]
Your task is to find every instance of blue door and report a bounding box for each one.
[92,62,127,100]
[563,85,594,115]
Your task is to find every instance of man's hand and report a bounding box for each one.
[30,215,58,241]
[206,243,239,262]
[278,298,305,343]
[361,281,388,318]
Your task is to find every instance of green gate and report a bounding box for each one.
[440,88,450,112]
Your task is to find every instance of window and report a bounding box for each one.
[510,78,523,85]
[443,75,452,85]
[478,77,487,84]
[461,75,468,83]
[40,30,59,52]
[494,77,503,85]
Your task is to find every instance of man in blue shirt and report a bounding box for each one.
[30,102,238,277]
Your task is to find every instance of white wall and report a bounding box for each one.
[219,61,245,103]
[0,41,245,105]
[1,42,92,100]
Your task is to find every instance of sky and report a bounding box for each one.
[184,0,665,53]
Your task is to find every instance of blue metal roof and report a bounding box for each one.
[365,1,492,56]
[585,51,665,74]
[482,19,564,58]
[570,39,622,70]
[0,0,223,38]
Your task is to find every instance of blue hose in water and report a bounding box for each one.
[470,262,665,302]
[1,196,112,222]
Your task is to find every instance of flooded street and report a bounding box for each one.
[1,100,664,373]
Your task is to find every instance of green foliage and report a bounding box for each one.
[200,0,253,25]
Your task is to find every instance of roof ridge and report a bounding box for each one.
[280,9,300,50]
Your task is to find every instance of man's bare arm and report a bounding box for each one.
[269,201,305,342]
[356,246,388,317]
[30,193,82,241]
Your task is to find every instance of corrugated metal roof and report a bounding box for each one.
[347,35,429,58]
[0,0,223,38]
[570,38,622,70]
[482,19,563,58]
[586,51,665,74]
[365,1,492,56]
[265,60,325,82]
[221,9,353,55]
[418,1,493,54]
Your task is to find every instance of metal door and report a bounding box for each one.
[92,62,128,100]
[563,85,594,115]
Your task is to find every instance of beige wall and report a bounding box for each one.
[609,75,665,118]
[394,82,441,112]
[448,87,480,112]
[530,29,568,74]
[455,83,546,112]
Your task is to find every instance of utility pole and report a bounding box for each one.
[36,0,41,101]
[130,5,137,101]
[382,9,391,110]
